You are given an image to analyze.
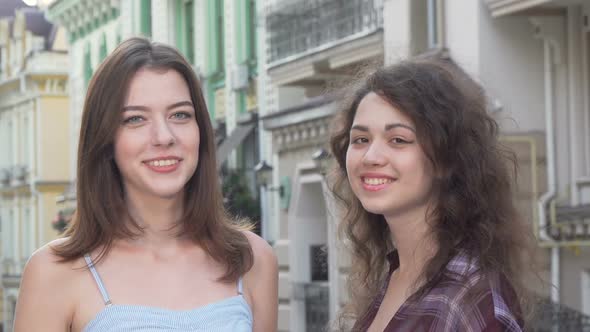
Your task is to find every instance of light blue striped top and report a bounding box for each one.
[82,254,253,332]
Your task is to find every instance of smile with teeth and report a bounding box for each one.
[363,177,393,185]
[146,159,179,167]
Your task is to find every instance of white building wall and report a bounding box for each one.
[151,0,174,44]
[383,0,412,64]
[445,0,480,75]
[194,0,206,74]
[478,5,545,132]
[120,0,136,38]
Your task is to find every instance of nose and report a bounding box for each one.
[151,117,176,146]
[362,141,387,166]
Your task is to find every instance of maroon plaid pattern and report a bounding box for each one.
[353,251,523,332]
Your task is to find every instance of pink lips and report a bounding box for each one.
[143,156,182,174]
[360,173,395,192]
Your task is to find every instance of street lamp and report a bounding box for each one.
[254,160,284,197]
[311,148,330,176]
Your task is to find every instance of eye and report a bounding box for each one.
[171,112,192,120]
[350,137,369,145]
[391,137,412,144]
[122,115,144,124]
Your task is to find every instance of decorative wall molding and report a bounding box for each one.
[271,116,332,153]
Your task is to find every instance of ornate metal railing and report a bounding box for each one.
[532,297,590,332]
[292,281,330,332]
[304,282,330,332]
[544,203,590,242]
[265,0,383,64]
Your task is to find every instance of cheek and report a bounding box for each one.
[345,147,355,177]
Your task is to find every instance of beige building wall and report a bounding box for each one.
[39,189,66,246]
[0,7,71,330]
[39,96,70,182]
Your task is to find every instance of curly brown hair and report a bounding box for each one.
[329,53,537,329]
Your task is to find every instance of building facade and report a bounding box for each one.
[259,0,590,331]
[119,0,263,232]
[49,0,263,233]
[0,2,70,330]
[46,0,121,180]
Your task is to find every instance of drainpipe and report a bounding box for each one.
[542,39,561,306]
[531,16,563,305]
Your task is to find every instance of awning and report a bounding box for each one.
[216,122,256,168]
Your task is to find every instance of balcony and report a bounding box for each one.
[266,0,383,67]
[532,297,590,331]
[292,282,330,332]
[543,203,590,243]
[1,258,21,289]
[25,51,68,75]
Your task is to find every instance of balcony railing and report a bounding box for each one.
[292,282,330,332]
[532,297,590,332]
[544,203,590,242]
[266,0,383,64]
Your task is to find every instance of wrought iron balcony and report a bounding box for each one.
[544,203,590,242]
[292,282,330,332]
[266,0,383,65]
[532,297,590,332]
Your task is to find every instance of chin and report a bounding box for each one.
[360,202,390,216]
[144,185,185,200]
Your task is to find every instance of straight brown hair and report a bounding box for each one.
[54,37,253,282]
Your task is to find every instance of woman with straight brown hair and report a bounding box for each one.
[14,37,278,332]
[329,53,537,331]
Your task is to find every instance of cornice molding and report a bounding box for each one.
[485,0,551,17]
[46,0,120,43]
[271,116,333,153]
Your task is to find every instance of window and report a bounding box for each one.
[427,0,444,49]
[7,116,14,167]
[21,207,31,259]
[21,107,33,170]
[84,43,92,87]
[205,0,226,119]
[206,0,224,75]
[235,0,256,66]
[99,33,107,61]
[175,0,194,63]
[140,0,152,38]
[310,244,328,281]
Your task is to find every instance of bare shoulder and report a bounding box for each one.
[14,238,79,331]
[241,232,278,331]
[25,238,73,278]
[243,231,277,269]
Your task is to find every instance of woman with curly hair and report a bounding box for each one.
[329,53,536,331]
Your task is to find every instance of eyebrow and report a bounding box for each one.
[351,123,416,133]
[122,100,194,112]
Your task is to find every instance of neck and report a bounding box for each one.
[124,190,186,247]
[384,206,437,280]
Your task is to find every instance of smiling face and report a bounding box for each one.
[114,67,199,202]
[345,92,436,221]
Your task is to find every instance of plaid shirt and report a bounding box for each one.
[353,251,523,332]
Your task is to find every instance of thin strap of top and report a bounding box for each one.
[83,254,112,306]
[237,277,244,295]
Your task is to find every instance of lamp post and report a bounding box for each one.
[312,148,330,176]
